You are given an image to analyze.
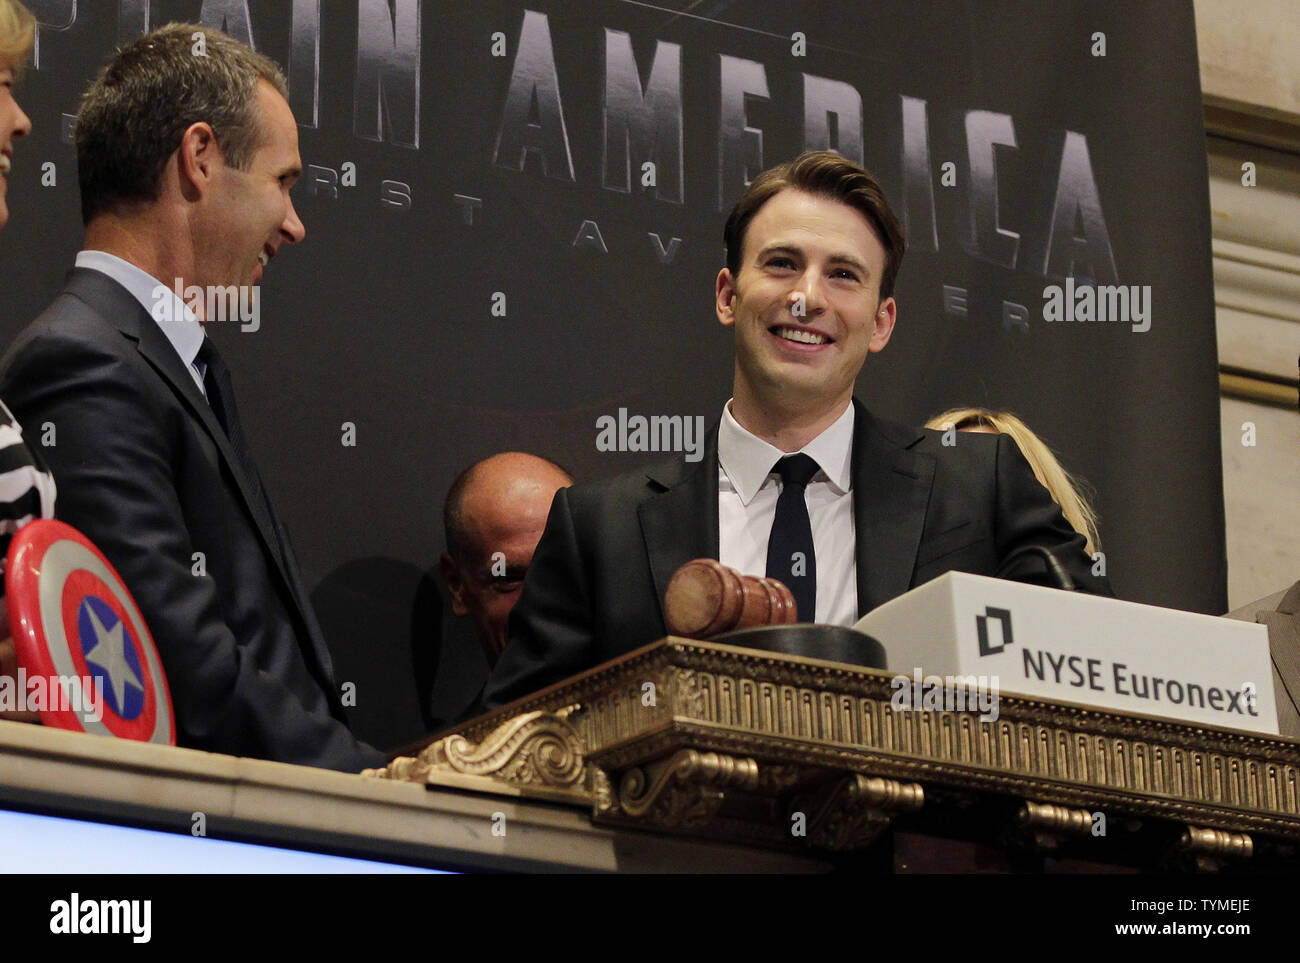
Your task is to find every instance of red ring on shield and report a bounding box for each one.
[5,520,175,744]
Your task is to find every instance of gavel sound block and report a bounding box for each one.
[664,559,797,640]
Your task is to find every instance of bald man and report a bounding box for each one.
[439,453,573,664]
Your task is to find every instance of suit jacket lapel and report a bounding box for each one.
[851,399,936,615]
[635,404,936,624]
[639,423,720,626]
[64,269,299,611]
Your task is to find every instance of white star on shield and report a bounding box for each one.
[81,601,144,712]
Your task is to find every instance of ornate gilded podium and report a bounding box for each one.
[370,638,1300,872]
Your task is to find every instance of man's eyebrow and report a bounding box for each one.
[755,244,871,275]
[827,253,871,275]
[756,243,799,260]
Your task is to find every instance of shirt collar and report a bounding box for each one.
[75,250,204,371]
[718,399,855,505]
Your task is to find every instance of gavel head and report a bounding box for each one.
[664,558,797,640]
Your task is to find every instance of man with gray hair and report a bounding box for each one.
[0,24,382,770]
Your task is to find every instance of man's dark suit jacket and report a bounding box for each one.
[1227,581,1300,739]
[484,399,1113,708]
[0,268,383,771]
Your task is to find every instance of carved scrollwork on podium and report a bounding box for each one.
[366,754,433,782]
[756,763,815,794]
[673,670,708,718]
[364,709,585,790]
[1172,825,1254,873]
[617,750,759,828]
[591,767,616,816]
[366,639,1300,865]
[792,775,925,852]
[1012,800,1097,852]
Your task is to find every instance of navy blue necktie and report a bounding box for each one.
[766,453,819,622]
[197,337,271,517]
[196,337,234,437]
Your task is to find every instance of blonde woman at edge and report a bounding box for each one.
[0,0,57,720]
[925,408,1100,556]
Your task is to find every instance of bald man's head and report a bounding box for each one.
[439,452,573,663]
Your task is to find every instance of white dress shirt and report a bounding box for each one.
[75,250,208,396]
[717,400,858,626]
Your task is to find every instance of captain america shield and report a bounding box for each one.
[5,520,175,744]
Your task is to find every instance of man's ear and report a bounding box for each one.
[177,121,220,195]
[716,268,738,328]
[438,552,469,616]
[869,296,897,353]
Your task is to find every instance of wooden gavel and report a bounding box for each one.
[664,558,798,640]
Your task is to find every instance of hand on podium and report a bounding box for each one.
[0,605,41,723]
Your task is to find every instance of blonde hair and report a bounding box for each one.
[0,0,34,73]
[926,407,1101,555]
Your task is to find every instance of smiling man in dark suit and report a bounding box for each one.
[483,149,1112,709]
[0,24,382,770]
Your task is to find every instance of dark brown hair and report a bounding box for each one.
[76,23,288,224]
[723,150,905,299]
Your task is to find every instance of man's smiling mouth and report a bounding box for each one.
[771,325,831,345]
